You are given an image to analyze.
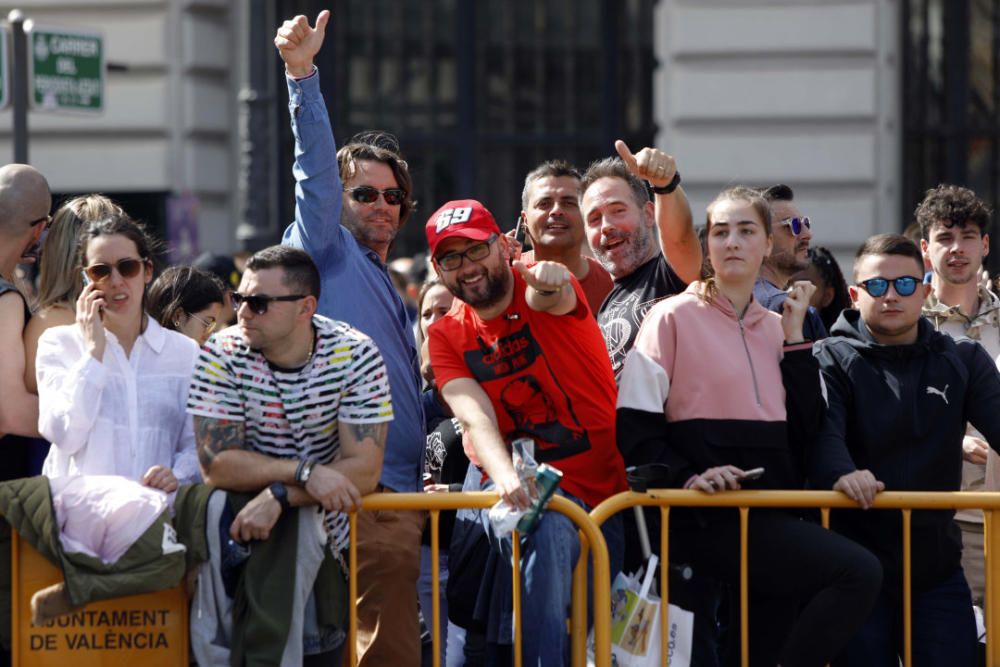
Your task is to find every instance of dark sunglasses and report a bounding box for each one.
[857,276,921,298]
[345,186,406,206]
[779,216,812,236]
[84,257,147,283]
[435,234,498,272]
[29,215,52,229]
[231,292,307,315]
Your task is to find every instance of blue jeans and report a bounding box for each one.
[834,568,976,667]
[483,485,624,667]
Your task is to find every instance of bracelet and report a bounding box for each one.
[651,171,681,195]
[294,458,308,483]
[295,458,317,485]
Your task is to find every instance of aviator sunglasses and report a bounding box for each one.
[856,276,921,298]
[84,257,147,283]
[345,186,406,206]
[780,216,812,236]
[231,292,307,315]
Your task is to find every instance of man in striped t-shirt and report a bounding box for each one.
[187,246,392,665]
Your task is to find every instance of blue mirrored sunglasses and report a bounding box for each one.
[780,216,811,236]
[857,276,921,298]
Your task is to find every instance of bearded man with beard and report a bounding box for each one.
[425,199,627,665]
[754,184,827,340]
[0,164,51,480]
[580,141,701,380]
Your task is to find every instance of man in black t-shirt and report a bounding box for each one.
[580,141,701,378]
[0,164,51,479]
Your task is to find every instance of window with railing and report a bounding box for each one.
[275,0,657,258]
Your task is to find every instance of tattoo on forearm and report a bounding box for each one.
[194,416,245,469]
[348,422,388,449]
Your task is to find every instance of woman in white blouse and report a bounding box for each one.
[36,212,200,489]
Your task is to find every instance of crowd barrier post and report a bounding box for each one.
[346,491,613,667]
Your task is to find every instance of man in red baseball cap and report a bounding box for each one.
[425,199,627,665]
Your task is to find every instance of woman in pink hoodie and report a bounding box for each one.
[617,186,881,667]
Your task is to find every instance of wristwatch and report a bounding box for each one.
[269,482,290,513]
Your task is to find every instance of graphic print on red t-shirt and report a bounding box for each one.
[463,323,590,461]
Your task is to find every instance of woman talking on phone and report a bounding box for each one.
[617,187,881,666]
[36,213,199,489]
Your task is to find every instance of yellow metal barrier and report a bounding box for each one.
[347,491,613,667]
[10,529,189,666]
[588,490,1000,667]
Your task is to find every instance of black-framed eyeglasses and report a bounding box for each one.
[345,186,406,206]
[84,257,147,283]
[857,276,921,298]
[435,234,499,272]
[29,215,52,230]
[780,216,811,236]
[231,292,307,315]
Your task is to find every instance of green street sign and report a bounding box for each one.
[27,24,103,112]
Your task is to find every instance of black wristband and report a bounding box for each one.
[651,171,681,195]
[269,482,291,513]
[294,458,308,484]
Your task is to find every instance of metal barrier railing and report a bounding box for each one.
[346,491,613,667]
[587,490,1000,667]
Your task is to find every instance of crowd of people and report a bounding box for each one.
[0,8,998,667]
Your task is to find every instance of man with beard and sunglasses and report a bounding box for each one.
[755,184,827,340]
[425,200,627,665]
[810,234,1000,664]
[275,12,427,664]
[0,164,51,478]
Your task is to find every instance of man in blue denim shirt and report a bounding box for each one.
[276,11,426,665]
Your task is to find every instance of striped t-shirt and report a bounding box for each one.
[187,314,393,551]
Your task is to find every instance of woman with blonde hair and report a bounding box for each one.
[24,195,125,393]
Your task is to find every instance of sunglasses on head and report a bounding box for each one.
[231,292,307,315]
[780,216,812,236]
[435,234,499,272]
[345,186,406,206]
[857,276,921,298]
[84,257,146,283]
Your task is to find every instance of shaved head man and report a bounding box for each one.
[0,164,51,475]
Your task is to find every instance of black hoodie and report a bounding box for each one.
[810,309,1000,591]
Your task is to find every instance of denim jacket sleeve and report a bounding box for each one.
[281,69,347,268]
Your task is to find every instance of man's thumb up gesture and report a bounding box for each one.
[615,140,678,191]
[275,10,330,78]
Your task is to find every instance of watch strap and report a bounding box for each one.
[651,171,681,195]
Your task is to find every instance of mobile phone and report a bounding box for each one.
[513,215,526,245]
[81,269,90,287]
[740,467,765,481]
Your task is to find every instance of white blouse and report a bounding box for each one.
[37,317,201,485]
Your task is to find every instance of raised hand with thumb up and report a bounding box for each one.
[615,140,678,191]
[274,10,331,78]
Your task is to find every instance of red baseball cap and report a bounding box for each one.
[425,199,501,256]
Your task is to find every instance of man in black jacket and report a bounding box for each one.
[811,233,1000,666]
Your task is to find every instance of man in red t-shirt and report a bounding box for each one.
[426,199,626,664]
[516,160,612,314]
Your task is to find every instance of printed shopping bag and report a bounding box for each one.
[609,555,693,667]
